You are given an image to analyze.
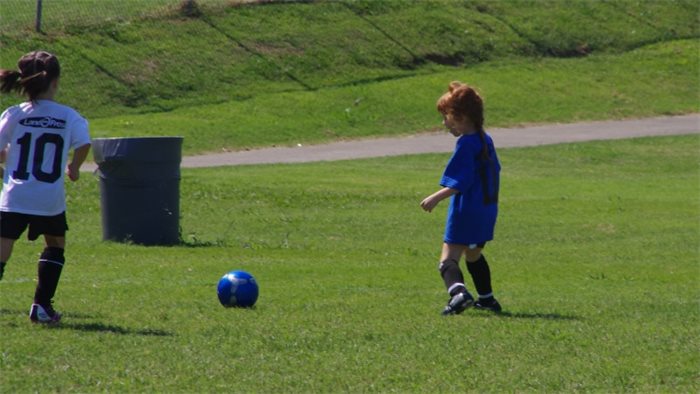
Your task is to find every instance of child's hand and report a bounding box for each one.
[420,195,439,212]
[66,164,80,182]
[421,187,457,212]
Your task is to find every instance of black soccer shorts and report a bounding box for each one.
[0,211,68,241]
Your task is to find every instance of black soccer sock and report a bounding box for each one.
[466,254,493,299]
[34,247,65,305]
[0,261,5,281]
[439,258,467,296]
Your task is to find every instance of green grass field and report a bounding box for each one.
[1,1,698,154]
[0,0,698,391]
[1,135,698,392]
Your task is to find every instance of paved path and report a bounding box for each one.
[83,114,699,171]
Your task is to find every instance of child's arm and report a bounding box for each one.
[0,147,6,179]
[420,187,458,212]
[66,143,91,182]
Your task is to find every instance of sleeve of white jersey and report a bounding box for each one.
[0,108,16,150]
[69,111,91,149]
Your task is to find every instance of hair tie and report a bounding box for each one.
[19,70,46,83]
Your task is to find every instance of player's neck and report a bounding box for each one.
[35,91,55,101]
[34,80,58,101]
[461,119,478,135]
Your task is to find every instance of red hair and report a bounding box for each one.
[437,81,490,161]
[437,81,483,126]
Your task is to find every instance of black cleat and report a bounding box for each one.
[441,291,474,316]
[474,297,502,313]
[29,303,62,324]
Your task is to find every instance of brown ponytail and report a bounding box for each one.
[0,70,22,94]
[437,81,490,161]
[0,51,60,101]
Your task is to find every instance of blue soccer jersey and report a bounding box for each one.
[440,132,500,245]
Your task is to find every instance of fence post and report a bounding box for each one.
[35,0,43,33]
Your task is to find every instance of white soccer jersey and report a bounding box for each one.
[0,100,90,216]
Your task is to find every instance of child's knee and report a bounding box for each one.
[44,235,65,249]
[465,247,483,263]
[40,246,65,266]
[438,258,459,274]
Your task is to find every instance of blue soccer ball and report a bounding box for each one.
[217,270,259,308]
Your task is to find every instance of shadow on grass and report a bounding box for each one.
[488,311,581,321]
[0,308,29,316]
[57,322,173,337]
[178,236,227,248]
[0,308,103,320]
[1,309,172,335]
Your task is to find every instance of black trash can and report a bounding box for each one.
[93,137,183,246]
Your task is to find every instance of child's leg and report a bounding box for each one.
[439,243,469,296]
[439,243,477,315]
[465,246,501,311]
[0,237,16,281]
[465,246,493,299]
[1,237,15,261]
[33,235,65,306]
[1,210,28,281]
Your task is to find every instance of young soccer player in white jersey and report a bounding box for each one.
[0,51,91,324]
[421,81,502,315]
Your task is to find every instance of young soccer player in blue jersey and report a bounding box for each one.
[0,51,91,324]
[421,81,502,315]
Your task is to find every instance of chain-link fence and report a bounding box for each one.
[2,0,698,122]
[0,0,270,35]
[0,0,347,118]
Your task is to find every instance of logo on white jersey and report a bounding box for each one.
[19,116,66,129]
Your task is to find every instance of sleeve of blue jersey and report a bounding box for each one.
[439,139,475,193]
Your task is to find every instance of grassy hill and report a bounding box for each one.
[0,0,698,153]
